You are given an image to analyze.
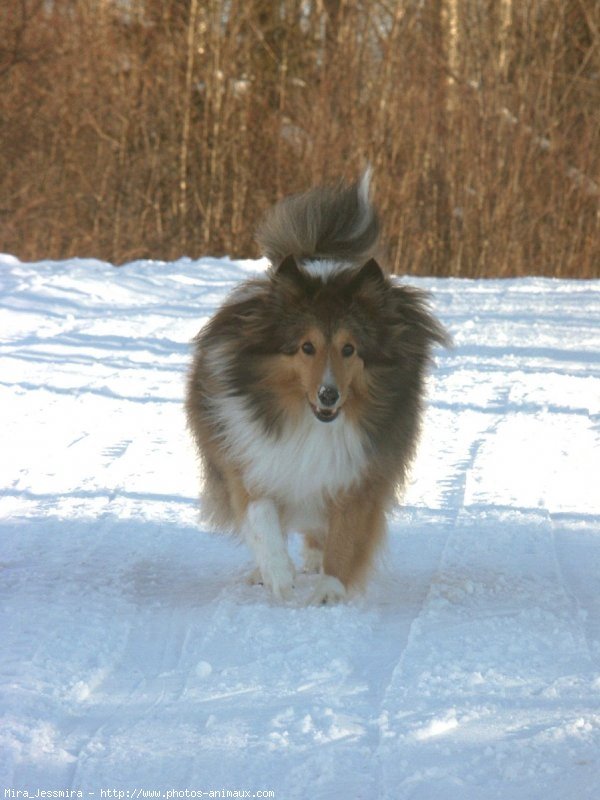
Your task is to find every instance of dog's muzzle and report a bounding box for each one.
[311,384,341,423]
[317,384,340,408]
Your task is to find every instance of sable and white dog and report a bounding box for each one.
[186,173,447,603]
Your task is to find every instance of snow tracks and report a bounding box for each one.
[1,257,599,798]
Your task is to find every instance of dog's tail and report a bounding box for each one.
[256,169,380,267]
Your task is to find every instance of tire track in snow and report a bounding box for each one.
[373,399,503,794]
[67,615,197,788]
[378,509,600,799]
[65,534,449,796]
[360,367,508,791]
[375,392,600,798]
[65,547,241,789]
[552,514,600,669]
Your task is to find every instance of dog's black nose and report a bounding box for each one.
[317,385,340,408]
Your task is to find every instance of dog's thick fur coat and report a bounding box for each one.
[186,174,447,603]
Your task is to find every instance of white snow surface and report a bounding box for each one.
[1,254,599,798]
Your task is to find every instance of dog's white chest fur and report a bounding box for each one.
[217,397,367,507]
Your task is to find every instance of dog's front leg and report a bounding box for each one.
[242,498,295,601]
[310,490,386,605]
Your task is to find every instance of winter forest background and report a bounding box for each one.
[1,0,599,277]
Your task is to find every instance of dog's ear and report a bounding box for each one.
[275,254,304,287]
[350,258,386,291]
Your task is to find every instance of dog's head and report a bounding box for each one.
[225,254,448,430]
[261,255,390,424]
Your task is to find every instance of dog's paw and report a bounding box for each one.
[309,575,347,606]
[261,556,296,602]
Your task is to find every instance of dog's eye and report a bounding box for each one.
[341,343,355,357]
[301,342,316,356]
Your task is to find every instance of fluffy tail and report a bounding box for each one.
[256,169,380,267]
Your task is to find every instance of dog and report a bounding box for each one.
[185,172,447,604]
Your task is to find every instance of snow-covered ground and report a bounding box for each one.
[0,254,599,799]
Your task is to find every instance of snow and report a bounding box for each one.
[1,254,599,798]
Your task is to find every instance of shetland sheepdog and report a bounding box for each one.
[186,172,447,604]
